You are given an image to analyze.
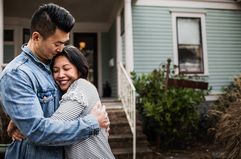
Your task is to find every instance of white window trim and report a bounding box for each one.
[135,0,241,10]
[171,12,209,76]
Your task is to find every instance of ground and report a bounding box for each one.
[154,143,222,159]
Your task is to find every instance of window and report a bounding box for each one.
[120,8,125,36]
[23,28,30,44]
[4,29,15,63]
[172,12,208,75]
[177,17,203,73]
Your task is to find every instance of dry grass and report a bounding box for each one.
[207,74,241,159]
[216,102,241,159]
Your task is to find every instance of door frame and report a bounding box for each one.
[73,33,98,88]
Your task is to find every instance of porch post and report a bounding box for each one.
[124,0,134,73]
[116,15,122,97]
[0,0,3,72]
[97,32,103,97]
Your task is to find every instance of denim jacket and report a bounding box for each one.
[0,45,100,159]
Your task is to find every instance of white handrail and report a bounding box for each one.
[118,62,136,159]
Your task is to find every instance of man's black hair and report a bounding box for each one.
[30,3,75,39]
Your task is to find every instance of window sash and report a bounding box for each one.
[4,29,15,64]
[178,44,204,73]
[177,17,204,74]
[4,44,15,63]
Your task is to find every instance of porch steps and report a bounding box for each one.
[102,98,159,159]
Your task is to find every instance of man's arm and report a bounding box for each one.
[0,70,104,146]
[7,103,109,144]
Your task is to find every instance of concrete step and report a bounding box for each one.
[101,98,123,109]
[112,147,155,159]
[107,108,126,121]
[109,134,150,149]
[101,98,156,159]
[101,98,120,103]
[109,120,132,135]
[109,120,143,135]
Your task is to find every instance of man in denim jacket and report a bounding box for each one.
[0,3,109,159]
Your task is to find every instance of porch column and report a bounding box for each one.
[124,0,134,73]
[116,15,122,97]
[97,32,103,97]
[0,0,3,71]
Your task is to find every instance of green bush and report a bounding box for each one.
[132,59,208,149]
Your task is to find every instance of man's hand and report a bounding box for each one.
[90,101,110,129]
[7,120,25,141]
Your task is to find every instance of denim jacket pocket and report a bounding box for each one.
[37,90,55,117]
[37,90,54,103]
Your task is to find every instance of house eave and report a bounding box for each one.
[135,0,241,10]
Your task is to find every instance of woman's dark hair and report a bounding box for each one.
[30,3,75,39]
[50,45,89,79]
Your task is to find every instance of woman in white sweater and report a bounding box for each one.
[50,45,115,159]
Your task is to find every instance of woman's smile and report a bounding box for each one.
[52,56,80,92]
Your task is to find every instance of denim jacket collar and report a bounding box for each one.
[21,44,52,74]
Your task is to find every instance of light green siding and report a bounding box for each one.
[132,5,241,93]
[101,22,118,98]
[132,6,173,73]
[206,10,241,93]
[101,32,111,95]
[109,23,118,97]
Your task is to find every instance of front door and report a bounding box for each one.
[73,33,98,88]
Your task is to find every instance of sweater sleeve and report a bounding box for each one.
[51,89,87,121]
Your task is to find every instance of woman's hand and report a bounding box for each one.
[90,101,110,129]
[7,120,25,141]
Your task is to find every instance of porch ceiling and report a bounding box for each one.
[4,0,122,23]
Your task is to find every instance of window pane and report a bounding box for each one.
[121,9,125,36]
[4,44,14,63]
[177,18,200,45]
[4,30,14,41]
[23,28,30,44]
[177,17,204,73]
[178,44,204,73]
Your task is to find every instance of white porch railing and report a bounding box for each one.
[118,62,136,159]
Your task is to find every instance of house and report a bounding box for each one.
[0,0,241,100]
